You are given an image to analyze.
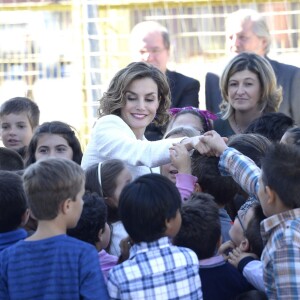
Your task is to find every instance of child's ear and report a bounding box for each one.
[61,198,72,214]
[266,186,288,212]
[194,183,202,193]
[98,228,104,242]
[165,211,181,238]
[266,186,281,207]
[239,238,250,252]
[165,219,173,237]
[21,208,30,226]
[266,186,276,205]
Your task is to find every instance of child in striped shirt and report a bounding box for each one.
[0,158,108,300]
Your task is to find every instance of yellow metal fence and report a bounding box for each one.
[0,0,299,147]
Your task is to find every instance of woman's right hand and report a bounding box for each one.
[179,135,201,151]
[195,130,228,157]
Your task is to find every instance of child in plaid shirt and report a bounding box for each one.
[196,131,300,299]
[107,173,202,299]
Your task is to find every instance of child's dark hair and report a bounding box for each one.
[85,159,126,223]
[0,171,28,232]
[245,112,294,142]
[244,204,266,257]
[0,97,40,129]
[25,121,83,166]
[0,147,24,171]
[228,133,271,168]
[23,158,85,220]
[173,192,220,260]
[261,143,300,209]
[119,173,181,243]
[283,126,300,146]
[191,151,239,206]
[67,191,107,245]
[85,160,125,199]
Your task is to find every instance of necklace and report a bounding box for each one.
[233,114,243,133]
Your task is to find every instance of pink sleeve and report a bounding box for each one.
[175,173,198,202]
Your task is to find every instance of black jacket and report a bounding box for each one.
[145,70,200,141]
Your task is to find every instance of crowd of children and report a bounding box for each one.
[1,60,300,300]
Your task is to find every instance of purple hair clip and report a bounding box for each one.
[169,106,217,131]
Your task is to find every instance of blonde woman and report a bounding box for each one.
[213,52,282,137]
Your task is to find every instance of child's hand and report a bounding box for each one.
[218,240,236,260]
[179,136,201,151]
[228,247,258,268]
[195,130,228,157]
[169,143,191,175]
[118,236,133,264]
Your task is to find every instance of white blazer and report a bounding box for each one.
[81,115,183,179]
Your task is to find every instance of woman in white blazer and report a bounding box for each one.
[81,62,199,179]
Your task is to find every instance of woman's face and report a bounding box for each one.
[35,133,73,162]
[227,69,262,114]
[120,77,159,139]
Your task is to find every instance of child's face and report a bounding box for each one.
[111,167,132,206]
[1,112,33,150]
[100,223,111,250]
[35,133,73,162]
[229,207,254,247]
[160,163,177,184]
[171,114,204,133]
[160,133,182,184]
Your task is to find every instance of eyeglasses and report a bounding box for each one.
[139,47,166,56]
[236,212,246,234]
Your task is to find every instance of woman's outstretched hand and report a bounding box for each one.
[194,130,228,157]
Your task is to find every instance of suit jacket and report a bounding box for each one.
[205,57,300,125]
[145,69,200,141]
[166,69,200,108]
[205,71,222,114]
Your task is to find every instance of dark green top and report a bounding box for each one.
[213,118,236,137]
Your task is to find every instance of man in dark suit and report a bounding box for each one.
[205,9,300,125]
[130,21,200,140]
